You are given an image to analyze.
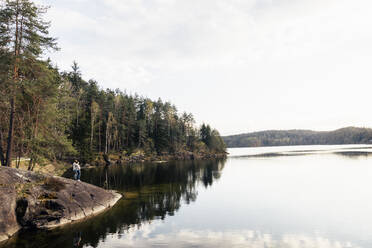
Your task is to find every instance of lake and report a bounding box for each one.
[2,144,372,248]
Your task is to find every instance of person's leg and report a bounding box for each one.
[77,170,81,181]
[74,170,77,180]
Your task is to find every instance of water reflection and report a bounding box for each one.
[96,223,360,248]
[227,144,372,158]
[229,150,372,160]
[79,160,225,192]
[4,145,372,248]
[1,159,226,248]
[73,232,82,247]
[333,151,372,158]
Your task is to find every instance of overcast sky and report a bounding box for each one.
[38,0,372,135]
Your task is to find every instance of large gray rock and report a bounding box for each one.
[0,167,121,242]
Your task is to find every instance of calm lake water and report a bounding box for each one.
[3,144,372,248]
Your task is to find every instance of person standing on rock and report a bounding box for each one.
[72,160,81,181]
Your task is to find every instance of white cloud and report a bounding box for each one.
[40,0,372,134]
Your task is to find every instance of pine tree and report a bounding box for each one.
[0,0,57,166]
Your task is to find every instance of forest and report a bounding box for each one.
[0,0,226,169]
[223,127,372,148]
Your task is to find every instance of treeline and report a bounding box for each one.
[0,0,226,168]
[60,64,226,162]
[223,127,372,148]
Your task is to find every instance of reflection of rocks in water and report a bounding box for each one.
[73,232,82,247]
[2,159,226,248]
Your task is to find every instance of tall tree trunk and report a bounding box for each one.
[90,108,94,150]
[16,117,24,169]
[27,158,33,171]
[0,132,6,166]
[76,93,80,127]
[98,120,101,153]
[6,84,16,167]
[126,124,130,147]
[121,108,126,149]
[34,98,40,138]
[6,1,20,167]
[105,121,109,154]
[16,155,20,169]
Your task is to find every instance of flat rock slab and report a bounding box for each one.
[0,167,121,242]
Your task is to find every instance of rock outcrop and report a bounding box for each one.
[0,167,121,242]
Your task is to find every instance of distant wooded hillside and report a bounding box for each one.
[223,127,372,148]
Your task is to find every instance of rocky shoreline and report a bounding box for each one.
[0,167,122,243]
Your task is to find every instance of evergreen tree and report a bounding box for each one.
[0,0,57,166]
[0,0,226,168]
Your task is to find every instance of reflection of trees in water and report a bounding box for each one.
[3,159,225,248]
[82,159,226,221]
[334,151,372,159]
[81,159,225,191]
